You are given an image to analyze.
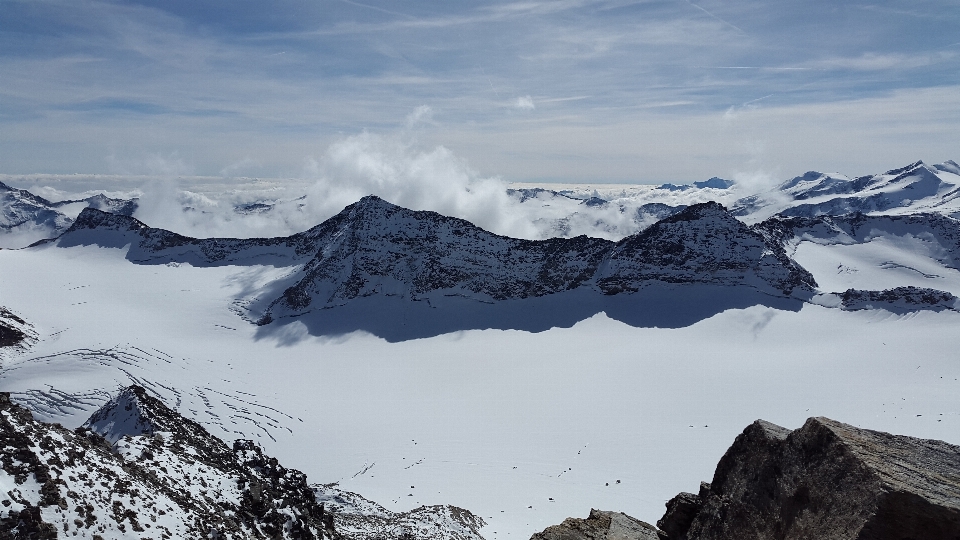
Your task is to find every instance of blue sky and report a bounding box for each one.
[2,0,959,183]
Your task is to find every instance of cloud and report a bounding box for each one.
[808,52,952,71]
[405,105,435,128]
[300,130,541,239]
[219,157,262,177]
[106,151,195,177]
[514,96,535,110]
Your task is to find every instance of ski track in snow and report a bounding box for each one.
[1,344,299,445]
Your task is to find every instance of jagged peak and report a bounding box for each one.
[658,200,735,223]
[65,206,149,234]
[346,194,398,214]
[83,385,160,443]
[933,159,960,176]
[883,160,925,176]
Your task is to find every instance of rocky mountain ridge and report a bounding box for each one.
[36,193,960,340]
[0,386,486,540]
[733,160,960,221]
[49,197,818,330]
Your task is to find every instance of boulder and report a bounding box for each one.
[661,417,960,540]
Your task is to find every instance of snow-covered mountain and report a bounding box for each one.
[732,160,960,222]
[3,160,960,539]
[0,180,138,248]
[45,196,819,341]
[1,385,485,539]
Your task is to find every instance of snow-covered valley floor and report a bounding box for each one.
[2,243,959,539]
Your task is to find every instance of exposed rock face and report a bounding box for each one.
[660,417,960,540]
[529,508,662,540]
[315,484,485,540]
[0,306,36,359]
[265,198,814,319]
[1,385,487,540]
[838,287,957,312]
[595,202,814,296]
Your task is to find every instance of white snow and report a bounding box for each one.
[2,241,960,538]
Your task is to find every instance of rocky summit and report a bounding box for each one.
[661,417,960,540]
[529,508,661,540]
[0,386,485,540]
[535,417,960,540]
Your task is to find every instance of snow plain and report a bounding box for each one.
[2,236,960,539]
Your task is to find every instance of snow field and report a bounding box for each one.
[1,244,959,538]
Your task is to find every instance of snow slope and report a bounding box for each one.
[2,217,960,538]
[733,160,960,223]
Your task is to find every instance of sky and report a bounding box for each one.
[2,0,959,184]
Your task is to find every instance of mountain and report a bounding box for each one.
[42,197,815,339]
[0,386,486,540]
[262,198,814,322]
[755,211,960,270]
[733,160,960,221]
[529,509,660,540]
[657,177,735,192]
[0,306,36,357]
[0,180,138,248]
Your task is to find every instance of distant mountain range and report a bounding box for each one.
[29,187,959,340]
[3,160,959,249]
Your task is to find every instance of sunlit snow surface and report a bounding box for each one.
[2,242,959,539]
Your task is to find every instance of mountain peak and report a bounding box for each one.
[83,385,164,443]
[66,207,148,234]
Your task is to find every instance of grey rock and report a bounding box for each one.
[661,417,960,540]
[530,508,663,540]
[838,287,957,313]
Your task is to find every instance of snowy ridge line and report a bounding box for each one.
[754,212,960,270]
[732,159,960,221]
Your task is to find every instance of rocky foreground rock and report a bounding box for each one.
[534,417,960,540]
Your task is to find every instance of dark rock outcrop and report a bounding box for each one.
[660,417,960,540]
[838,286,957,313]
[0,306,36,354]
[529,508,662,540]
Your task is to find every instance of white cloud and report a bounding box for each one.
[514,96,536,110]
[219,157,261,177]
[405,105,435,128]
[106,151,195,177]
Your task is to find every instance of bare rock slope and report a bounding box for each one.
[659,417,960,540]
